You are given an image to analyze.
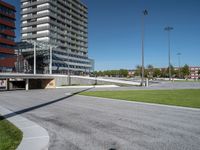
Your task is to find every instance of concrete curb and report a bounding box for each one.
[56,85,119,88]
[0,106,49,150]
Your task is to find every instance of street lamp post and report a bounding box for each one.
[17,47,19,73]
[67,51,71,85]
[141,9,148,86]
[177,52,181,78]
[49,46,52,74]
[164,26,173,81]
[33,41,36,75]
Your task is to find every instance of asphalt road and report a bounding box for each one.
[0,88,200,150]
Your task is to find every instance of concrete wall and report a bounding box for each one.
[54,76,122,87]
[3,75,137,90]
[55,77,69,86]
[70,77,112,85]
[29,79,55,89]
[41,79,55,89]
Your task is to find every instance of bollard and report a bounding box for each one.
[25,79,29,90]
[145,78,149,87]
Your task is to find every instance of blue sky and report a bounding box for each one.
[6,0,200,70]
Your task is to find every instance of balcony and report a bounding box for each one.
[0,11,15,19]
[0,37,15,46]
[21,18,51,27]
[21,0,50,8]
[50,0,87,23]
[0,47,15,54]
[21,26,50,33]
[21,5,51,15]
[48,19,87,38]
[21,12,54,21]
[0,0,15,11]
[0,30,15,37]
[0,57,16,67]
[58,0,87,16]
[0,19,15,28]
[21,32,51,40]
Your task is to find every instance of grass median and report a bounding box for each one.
[80,89,200,108]
[0,116,22,150]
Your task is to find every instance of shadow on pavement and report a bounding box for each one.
[0,87,93,121]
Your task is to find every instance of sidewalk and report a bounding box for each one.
[0,106,49,150]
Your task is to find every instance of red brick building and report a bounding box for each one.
[0,0,16,72]
[189,66,200,79]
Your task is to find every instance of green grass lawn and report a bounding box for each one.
[80,89,200,108]
[0,116,22,150]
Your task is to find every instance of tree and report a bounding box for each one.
[166,65,175,78]
[134,65,142,77]
[119,69,128,77]
[161,68,167,77]
[147,65,154,79]
[153,68,161,78]
[173,70,179,78]
[181,64,190,79]
[98,71,103,76]
[198,70,200,79]
[94,71,98,76]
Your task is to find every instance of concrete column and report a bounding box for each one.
[68,53,71,85]
[17,48,19,73]
[25,79,29,91]
[49,46,52,74]
[6,78,10,91]
[34,41,36,75]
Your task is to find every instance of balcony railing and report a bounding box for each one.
[21,26,50,33]
[21,5,51,15]
[0,37,15,46]
[0,30,15,37]
[0,19,15,28]
[21,0,50,8]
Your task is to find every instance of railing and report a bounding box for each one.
[21,26,50,33]
[21,0,50,8]
[21,5,51,14]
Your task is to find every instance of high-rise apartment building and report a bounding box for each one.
[20,0,93,74]
[0,0,16,72]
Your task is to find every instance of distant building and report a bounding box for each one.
[189,66,200,79]
[131,66,200,79]
[20,0,93,74]
[0,0,16,72]
[128,70,135,77]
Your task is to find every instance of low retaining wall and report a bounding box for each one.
[55,76,140,87]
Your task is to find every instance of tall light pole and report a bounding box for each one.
[177,52,181,78]
[68,51,71,85]
[33,41,36,75]
[49,46,52,74]
[141,9,148,86]
[164,26,173,81]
